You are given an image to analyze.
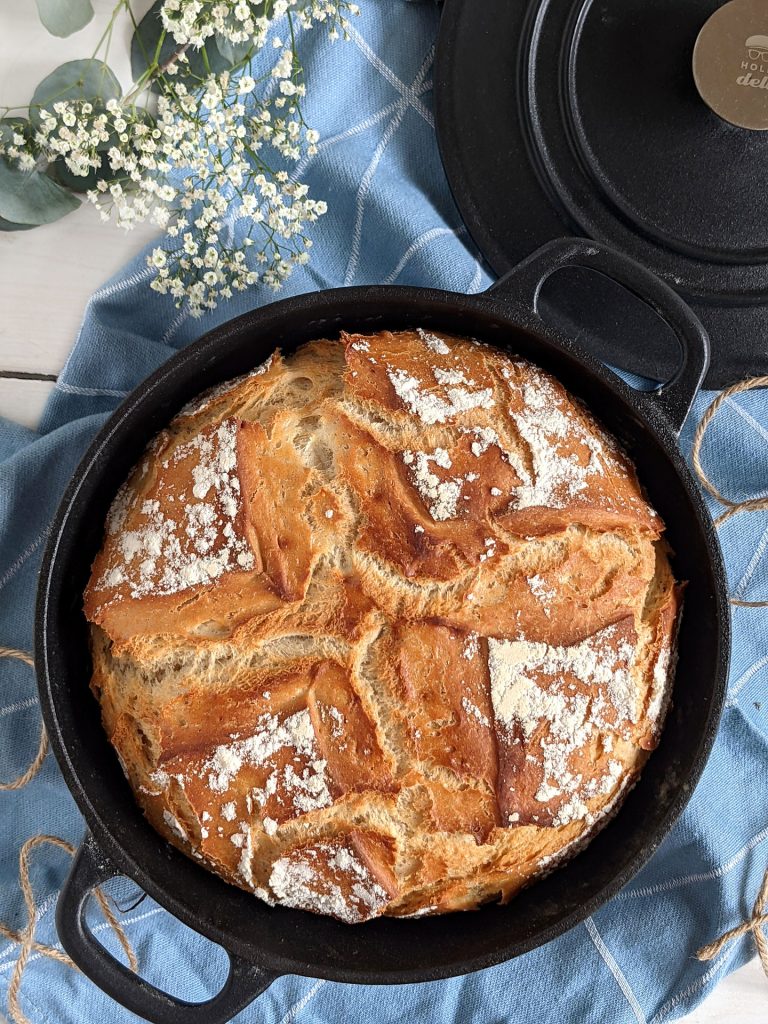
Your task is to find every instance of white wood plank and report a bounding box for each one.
[686,959,766,1024]
[0,377,54,429]
[0,213,159,377]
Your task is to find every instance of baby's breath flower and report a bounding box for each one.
[0,0,360,315]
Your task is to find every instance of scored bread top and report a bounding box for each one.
[84,328,681,922]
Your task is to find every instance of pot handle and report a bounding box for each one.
[487,238,710,435]
[56,832,279,1024]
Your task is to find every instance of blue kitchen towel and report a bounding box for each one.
[2,4,767,1023]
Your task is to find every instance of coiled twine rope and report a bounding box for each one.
[0,647,137,1024]
[689,377,768,976]
[1,378,767,1020]
[691,375,768,579]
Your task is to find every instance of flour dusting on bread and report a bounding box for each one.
[94,419,254,600]
[85,328,681,923]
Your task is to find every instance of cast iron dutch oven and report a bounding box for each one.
[35,238,730,1024]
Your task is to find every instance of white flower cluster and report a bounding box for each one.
[162,0,270,49]
[160,0,359,48]
[3,130,37,172]
[0,0,359,316]
[32,101,112,177]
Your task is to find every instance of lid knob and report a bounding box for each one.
[693,0,768,130]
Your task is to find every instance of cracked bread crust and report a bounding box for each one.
[84,328,681,923]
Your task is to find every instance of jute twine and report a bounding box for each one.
[690,376,768,976]
[0,649,47,792]
[691,375,768,601]
[696,870,768,974]
[0,378,766,1014]
[0,647,138,1024]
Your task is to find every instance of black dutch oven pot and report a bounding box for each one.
[35,238,730,1024]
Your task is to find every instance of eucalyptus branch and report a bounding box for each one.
[160,41,192,75]
[91,0,129,62]
[0,0,360,313]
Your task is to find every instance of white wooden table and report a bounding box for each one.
[0,4,764,1023]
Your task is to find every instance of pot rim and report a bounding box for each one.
[35,280,730,984]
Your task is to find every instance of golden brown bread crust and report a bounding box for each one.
[85,328,681,923]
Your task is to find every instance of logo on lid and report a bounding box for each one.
[746,34,768,62]
[693,0,768,130]
[738,32,768,90]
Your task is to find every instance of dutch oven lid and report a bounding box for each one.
[435,0,768,387]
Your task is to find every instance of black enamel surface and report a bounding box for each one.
[435,0,768,386]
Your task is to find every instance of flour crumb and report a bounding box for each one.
[416,327,450,355]
[388,369,494,425]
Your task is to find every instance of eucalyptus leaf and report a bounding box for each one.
[131,0,230,93]
[0,160,80,225]
[0,217,37,232]
[30,59,121,127]
[1,118,37,215]
[191,39,232,78]
[35,0,94,37]
[215,36,254,68]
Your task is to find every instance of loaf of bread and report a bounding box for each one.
[84,328,681,923]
